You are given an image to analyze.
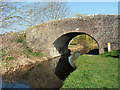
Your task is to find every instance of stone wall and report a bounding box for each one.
[26,15,120,58]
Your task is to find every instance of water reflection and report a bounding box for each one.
[2,78,29,88]
[28,58,63,88]
[1,51,81,88]
[54,53,75,80]
[54,52,81,80]
[68,51,82,68]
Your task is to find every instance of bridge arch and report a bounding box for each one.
[51,31,100,57]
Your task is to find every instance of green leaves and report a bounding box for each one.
[6,56,14,61]
[16,38,24,43]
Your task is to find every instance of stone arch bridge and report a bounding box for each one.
[26,15,119,58]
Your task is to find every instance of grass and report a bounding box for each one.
[62,50,119,88]
[23,48,43,58]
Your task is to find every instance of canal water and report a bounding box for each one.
[1,51,81,88]
[1,80,29,88]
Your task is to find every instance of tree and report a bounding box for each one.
[1,2,71,32]
[1,2,34,32]
[41,2,70,21]
[1,2,42,29]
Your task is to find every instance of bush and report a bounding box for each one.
[16,38,24,43]
[6,56,14,61]
[100,50,120,57]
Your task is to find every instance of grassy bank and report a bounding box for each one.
[1,32,43,63]
[62,50,119,88]
[1,32,45,78]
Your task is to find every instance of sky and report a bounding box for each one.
[2,0,120,2]
[68,2,118,17]
[1,1,119,34]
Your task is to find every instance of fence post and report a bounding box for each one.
[108,43,111,52]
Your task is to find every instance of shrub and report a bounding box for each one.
[6,56,14,61]
[16,38,24,43]
[100,50,120,57]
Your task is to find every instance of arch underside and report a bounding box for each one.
[53,32,99,56]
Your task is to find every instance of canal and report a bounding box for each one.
[1,51,82,88]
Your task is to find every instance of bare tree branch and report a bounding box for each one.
[1,2,71,32]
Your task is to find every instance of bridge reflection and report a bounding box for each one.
[54,53,75,80]
[54,51,82,80]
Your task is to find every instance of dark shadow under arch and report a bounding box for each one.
[53,32,99,55]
